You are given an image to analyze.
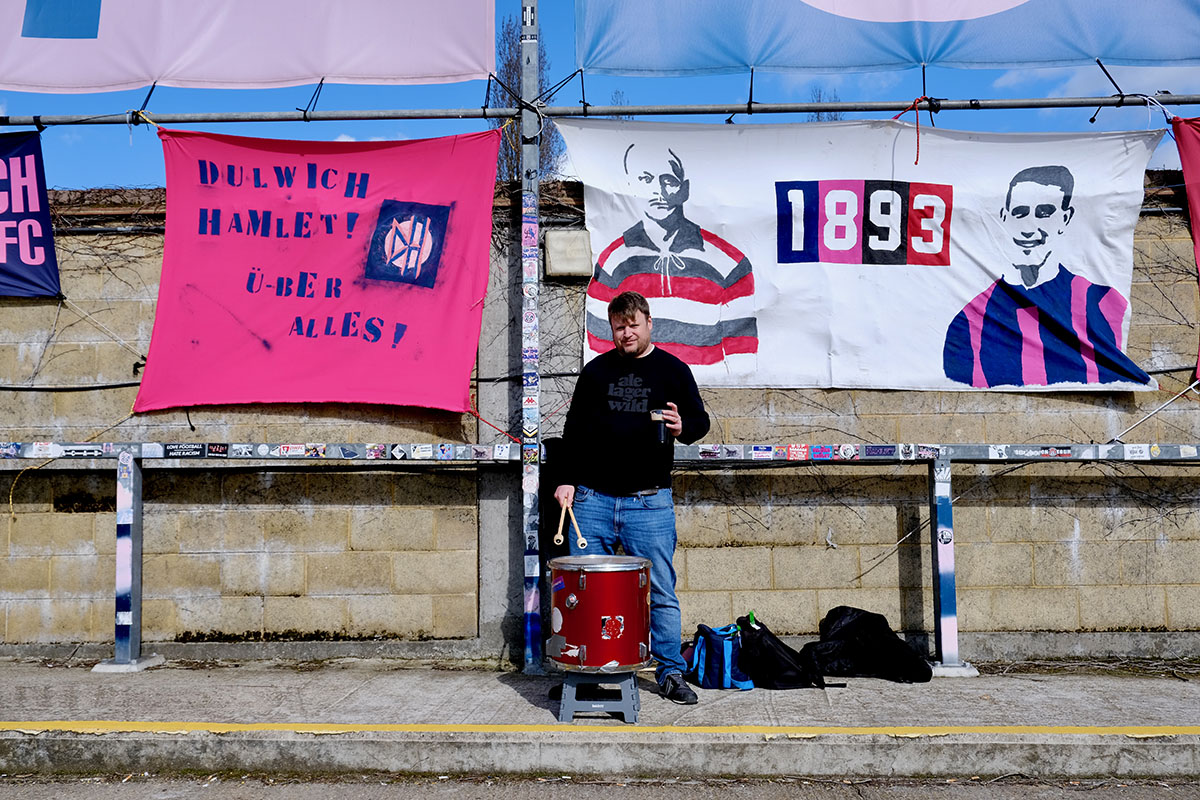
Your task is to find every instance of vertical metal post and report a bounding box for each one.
[94,447,162,672]
[928,456,969,671]
[518,0,544,674]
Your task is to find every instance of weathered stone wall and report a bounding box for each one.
[2,180,1198,659]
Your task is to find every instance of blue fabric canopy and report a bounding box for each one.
[576,0,1200,75]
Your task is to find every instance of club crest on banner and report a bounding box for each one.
[366,200,451,288]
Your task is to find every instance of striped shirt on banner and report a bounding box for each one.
[586,219,757,379]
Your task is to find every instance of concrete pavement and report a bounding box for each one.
[0,657,1197,778]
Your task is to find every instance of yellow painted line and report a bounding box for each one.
[2,721,1199,737]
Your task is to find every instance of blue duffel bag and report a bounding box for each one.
[684,623,754,690]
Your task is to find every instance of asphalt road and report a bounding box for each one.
[0,776,1195,799]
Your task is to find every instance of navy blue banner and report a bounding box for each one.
[0,131,59,297]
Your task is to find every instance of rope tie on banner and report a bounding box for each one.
[297,78,325,122]
[132,110,160,128]
[489,72,545,138]
[1134,93,1177,134]
[893,96,933,165]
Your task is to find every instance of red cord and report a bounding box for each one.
[541,395,573,422]
[468,395,521,444]
[893,96,929,165]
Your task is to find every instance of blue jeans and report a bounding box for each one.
[568,485,684,683]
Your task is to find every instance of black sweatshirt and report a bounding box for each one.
[559,346,710,495]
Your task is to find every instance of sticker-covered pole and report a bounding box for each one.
[928,456,961,667]
[94,448,162,673]
[519,0,544,674]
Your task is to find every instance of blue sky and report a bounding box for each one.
[1,0,1197,188]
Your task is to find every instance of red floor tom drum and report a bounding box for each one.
[547,555,651,672]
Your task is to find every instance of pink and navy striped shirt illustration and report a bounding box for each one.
[943,267,1150,388]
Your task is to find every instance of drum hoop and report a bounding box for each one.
[548,555,650,572]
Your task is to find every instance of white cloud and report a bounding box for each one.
[0,101,6,116]
[775,71,847,98]
[854,70,905,94]
[333,133,357,142]
[1148,139,1182,170]
[991,66,1074,90]
[994,65,1200,99]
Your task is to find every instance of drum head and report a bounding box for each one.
[548,554,650,572]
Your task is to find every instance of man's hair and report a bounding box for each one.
[608,291,651,322]
[1005,165,1075,210]
[623,143,686,183]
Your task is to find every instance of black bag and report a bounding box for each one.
[735,614,824,689]
[798,606,932,684]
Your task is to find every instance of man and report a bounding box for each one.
[555,290,710,704]
[585,143,757,378]
[943,165,1152,388]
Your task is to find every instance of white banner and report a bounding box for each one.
[558,119,1162,392]
[0,1,493,92]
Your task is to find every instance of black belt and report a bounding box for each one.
[605,488,660,497]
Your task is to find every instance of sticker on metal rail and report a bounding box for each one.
[60,444,105,458]
[1125,444,1150,460]
[164,443,204,458]
[787,444,808,460]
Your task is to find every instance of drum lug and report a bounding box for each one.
[565,593,578,609]
[578,573,586,590]
[639,642,648,660]
[639,573,647,588]
[579,644,587,663]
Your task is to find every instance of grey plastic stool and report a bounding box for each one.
[557,671,640,723]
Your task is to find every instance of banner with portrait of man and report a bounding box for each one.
[557,119,1161,392]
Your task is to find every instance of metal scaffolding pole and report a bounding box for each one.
[3,93,1198,128]
[519,0,545,675]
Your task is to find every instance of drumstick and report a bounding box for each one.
[568,505,587,550]
[554,503,566,546]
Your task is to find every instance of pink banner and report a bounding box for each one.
[135,128,500,413]
[1172,117,1200,379]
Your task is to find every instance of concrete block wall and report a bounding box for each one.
[2,182,1199,658]
[2,467,479,644]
